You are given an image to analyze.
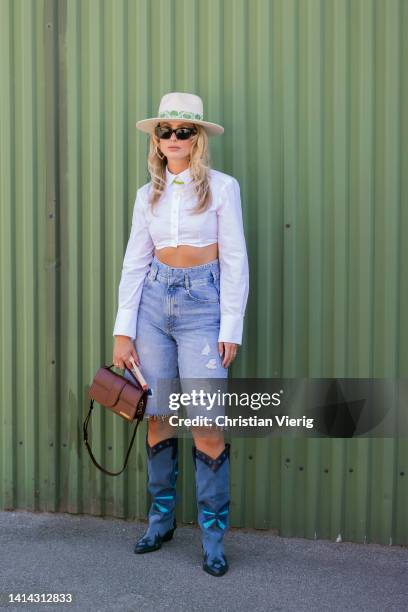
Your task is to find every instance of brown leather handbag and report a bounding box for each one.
[83,364,148,476]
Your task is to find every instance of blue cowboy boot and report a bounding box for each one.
[134,434,179,554]
[192,442,231,576]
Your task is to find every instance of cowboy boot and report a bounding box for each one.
[134,434,179,554]
[192,442,231,576]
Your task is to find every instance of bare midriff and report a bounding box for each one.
[154,243,218,268]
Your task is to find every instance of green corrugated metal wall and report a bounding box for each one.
[0,0,407,546]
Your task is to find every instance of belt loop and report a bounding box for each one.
[149,264,158,281]
[152,266,158,281]
[210,269,217,283]
[184,272,190,290]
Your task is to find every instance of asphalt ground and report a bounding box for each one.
[0,510,407,612]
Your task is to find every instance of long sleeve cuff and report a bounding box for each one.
[113,307,139,340]
[218,314,244,345]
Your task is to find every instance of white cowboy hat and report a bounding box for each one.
[135,92,224,137]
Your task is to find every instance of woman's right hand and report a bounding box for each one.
[113,335,141,369]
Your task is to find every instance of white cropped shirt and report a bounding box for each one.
[113,165,249,344]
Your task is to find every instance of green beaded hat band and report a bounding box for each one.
[135,92,224,137]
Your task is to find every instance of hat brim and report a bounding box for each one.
[135,117,224,137]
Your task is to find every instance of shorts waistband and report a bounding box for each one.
[149,254,220,284]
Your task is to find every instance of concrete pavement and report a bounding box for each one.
[0,510,407,612]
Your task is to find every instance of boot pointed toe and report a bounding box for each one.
[134,534,161,554]
[134,521,176,554]
[202,552,229,577]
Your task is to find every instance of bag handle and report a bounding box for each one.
[83,364,145,477]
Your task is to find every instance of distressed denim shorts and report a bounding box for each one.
[123,255,228,423]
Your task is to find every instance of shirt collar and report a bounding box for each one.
[165,165,193,186]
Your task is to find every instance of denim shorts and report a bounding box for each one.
[123,255,228,423]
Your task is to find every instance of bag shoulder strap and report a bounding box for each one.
[83,398,142,477]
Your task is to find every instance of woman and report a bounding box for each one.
[112,92,249,577]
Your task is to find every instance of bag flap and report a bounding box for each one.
[88,366,144,409]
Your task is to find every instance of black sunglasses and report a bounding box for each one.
[155,124,198,140]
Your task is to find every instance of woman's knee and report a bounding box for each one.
[191,426,225,456]
[147,416,176,443]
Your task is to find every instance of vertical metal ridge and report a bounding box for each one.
[44,0,61,512]
[0,0,17,512]
[60,0,82,514]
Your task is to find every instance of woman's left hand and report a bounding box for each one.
[218,342,239,368]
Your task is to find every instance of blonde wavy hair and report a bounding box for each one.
[147,123,213,214]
